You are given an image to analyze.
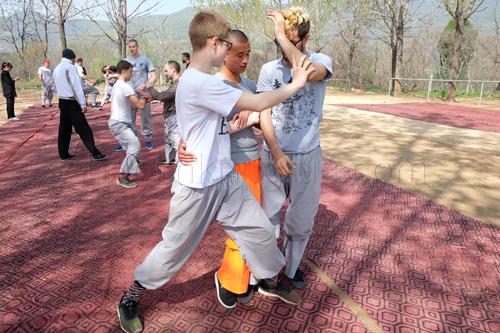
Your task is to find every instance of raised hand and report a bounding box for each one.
[266,10,286,40]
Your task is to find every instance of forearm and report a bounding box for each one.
[38,75,44,84]
[235,83,298,112]
[260,109,282,156]
[228,112,259,134]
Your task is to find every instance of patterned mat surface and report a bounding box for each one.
[1,103,499,332]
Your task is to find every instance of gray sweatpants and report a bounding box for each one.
[130,94,153,140]
[82,84,100,105]
[42,85,53,102]
[260,145,322,278]
[134,168,285,289]
[100,85,113,106]
[164,115,181,162]
[108,118,142,174]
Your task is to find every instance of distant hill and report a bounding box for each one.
[0,6,196,52]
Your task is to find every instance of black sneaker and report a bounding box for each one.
[215,272,236,309]
[168,160,176,165]
[61,155,78,161]
[169,178,174,183]
[237,285,255,304]
[94,154,108,161]
[258,279,301,305]
[136,160,143,166]
[116,176,138,188]
[49,104,53,107]
[92,105,99,109]
[41,105,45,109]
[290,268,306,289]
[117,295,143,333]
[161,160,167,164]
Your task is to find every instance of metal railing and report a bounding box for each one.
[387,76,500,105]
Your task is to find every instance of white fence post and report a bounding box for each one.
[479,82,484,106]
[427,74,433,102]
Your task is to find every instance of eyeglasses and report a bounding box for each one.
[207,36,233,50]
[274,38,303,49]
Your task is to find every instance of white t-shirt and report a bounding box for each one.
[174,69,243,188]
[76,65,86,86]
[37,66,53,85]
[124,55,155,92]
[257,53,332,153]
[110,79,136,124]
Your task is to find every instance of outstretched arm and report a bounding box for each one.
[234,54,315,112]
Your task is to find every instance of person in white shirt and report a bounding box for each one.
[99,65,118,110]
[116,11,316,333]
[75,57,100,108]
[258,7,332,290]
[114,39,157,152]
[52,49,107,162]
[37,60,54,108]
[109,60,154,188]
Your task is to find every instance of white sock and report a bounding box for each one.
[42,99,46,106]
[49,99,52,105]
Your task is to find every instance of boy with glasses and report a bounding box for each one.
[117,11,316,333]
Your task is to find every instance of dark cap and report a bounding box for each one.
[62,48,76,59]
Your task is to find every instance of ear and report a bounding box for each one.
[303,33,310,45]
[209,37,218,50]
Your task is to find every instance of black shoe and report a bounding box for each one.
[237,285,255,304]
[215,272,236,309]
[94,154,108,161]
[92,104,99,108]
[161,160,167,164]
[41,105,45,109]
[169,178,174,183]
[117,294,143,333]
[61,155,78,161]
[290,268,306,289]
[258,279,301,305]
[49,104,53,107]
[136,160,143,166]
[116,176,138,188]
[168,160,176,165]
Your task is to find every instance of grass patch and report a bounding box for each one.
[360,88,500,99]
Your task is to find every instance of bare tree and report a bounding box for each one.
[331,0,373,82]
[368,0,439,97]
[0,0,38,61]
[442,0,485,102]
[478,2,500,94]
[38,0,98,49]
[83,0,167,59]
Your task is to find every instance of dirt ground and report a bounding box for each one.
[1,87,499,227]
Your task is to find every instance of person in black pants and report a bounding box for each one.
[52,49,107,161]
[1,62,20,121]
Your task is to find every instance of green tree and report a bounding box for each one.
[438,18,477,80]
[442,0,485,102]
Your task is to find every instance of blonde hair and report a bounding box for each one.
[280,6,311,38]
[189,11,232,52]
